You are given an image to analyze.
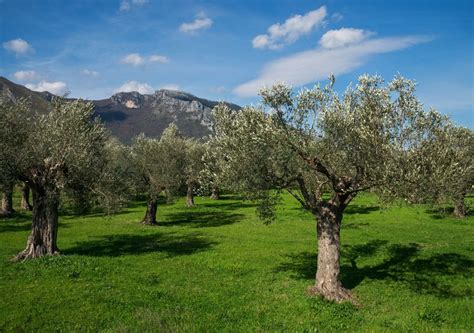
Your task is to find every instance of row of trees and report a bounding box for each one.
[0,97,215,260]
[1,74,472,302]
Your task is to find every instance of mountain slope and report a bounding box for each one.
[0,77,240,142]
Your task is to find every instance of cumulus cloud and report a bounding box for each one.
[121,53,144,66]
[179,13,213,34]
[319,28,374,49]
[121,53,169,66]
[115,80,154,94]
[252,6,327,50]
[26,80,68,95]
[81,69,99,77]
[120,0,148,11]
[14,70,37,81]
[3,38,33,55]
[235,35,431,97]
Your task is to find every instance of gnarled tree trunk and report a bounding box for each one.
[210,186,220,200]
[15,186,60,260]
[453,196,466,218]
[20,184,33,211]
[186,184,195,207]
[1,185,14,218]
[141,197,158,225]
[308,203,353,303]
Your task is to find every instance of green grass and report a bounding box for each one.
[0,192,473,332]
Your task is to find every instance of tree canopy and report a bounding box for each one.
[207,74,458,302]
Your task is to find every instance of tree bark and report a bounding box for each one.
[15,186,60,260]
[141,197,158,225]
[308,203,353,303]
[186,184,195,207]
[453,196,466,218]
[210,186,220,200]
[1,185,14,218]
[20,184,33,211]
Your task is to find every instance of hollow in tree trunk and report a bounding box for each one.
[141,197,158,225]
[15,186,60,260]
[453,196,466,218]
[308,204,353,303]
[20,184,33,211]
[210,186,220,200]
[1,185,14,218]
[186,184,195,207]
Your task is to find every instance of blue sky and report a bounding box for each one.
[1,0,472,127]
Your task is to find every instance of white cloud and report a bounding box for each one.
[179,13,213,34]
[120,0,148,11]
[3,38,33,55]
[160,84,180,91]
[26,80,68,95]
[121,53,145,66]
[149,55,169,63]
[319,28,374,49]
[14,70,37,81]
[81,69,99,77]
[121,53,169,66]
[252,6,327,50]
[115,80,154,94]
[235,35,431,97]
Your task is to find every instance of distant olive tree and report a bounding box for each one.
[410,124,473,217]
[0,97,33,217]
[209,75,447,302]
[184,139,206,207]
[131,124,186,225]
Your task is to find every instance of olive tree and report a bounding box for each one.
[184,139,206,207]
[132,124,186,225]
[0,97,33,217]
[411,124,473,217]
[14,98,108,260]
[209,75,445,302]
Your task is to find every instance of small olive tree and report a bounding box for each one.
[209,75,446,302]
[131,124,186,225]
[14,98,108,260]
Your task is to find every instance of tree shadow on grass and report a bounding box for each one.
[275,240,473,298]
[344,205,380,215]
[63,232,216,257]
[198,200,256,211]
[160,209,245,228]
[426,207,472,220]
[0,212,37,233]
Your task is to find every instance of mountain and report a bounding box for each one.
[0,77,240,142]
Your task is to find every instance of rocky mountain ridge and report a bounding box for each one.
[0,76,240,142]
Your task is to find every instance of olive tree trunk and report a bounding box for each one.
[15,186,60,260]
[20,184,33,211]
[210,186,220,200]
[186,184,195,207]
[1,185,14,218]
[141,197,158,225]
[308,204,353,302]
[453,196,466,218]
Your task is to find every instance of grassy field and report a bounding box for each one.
[0,192,473,332]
